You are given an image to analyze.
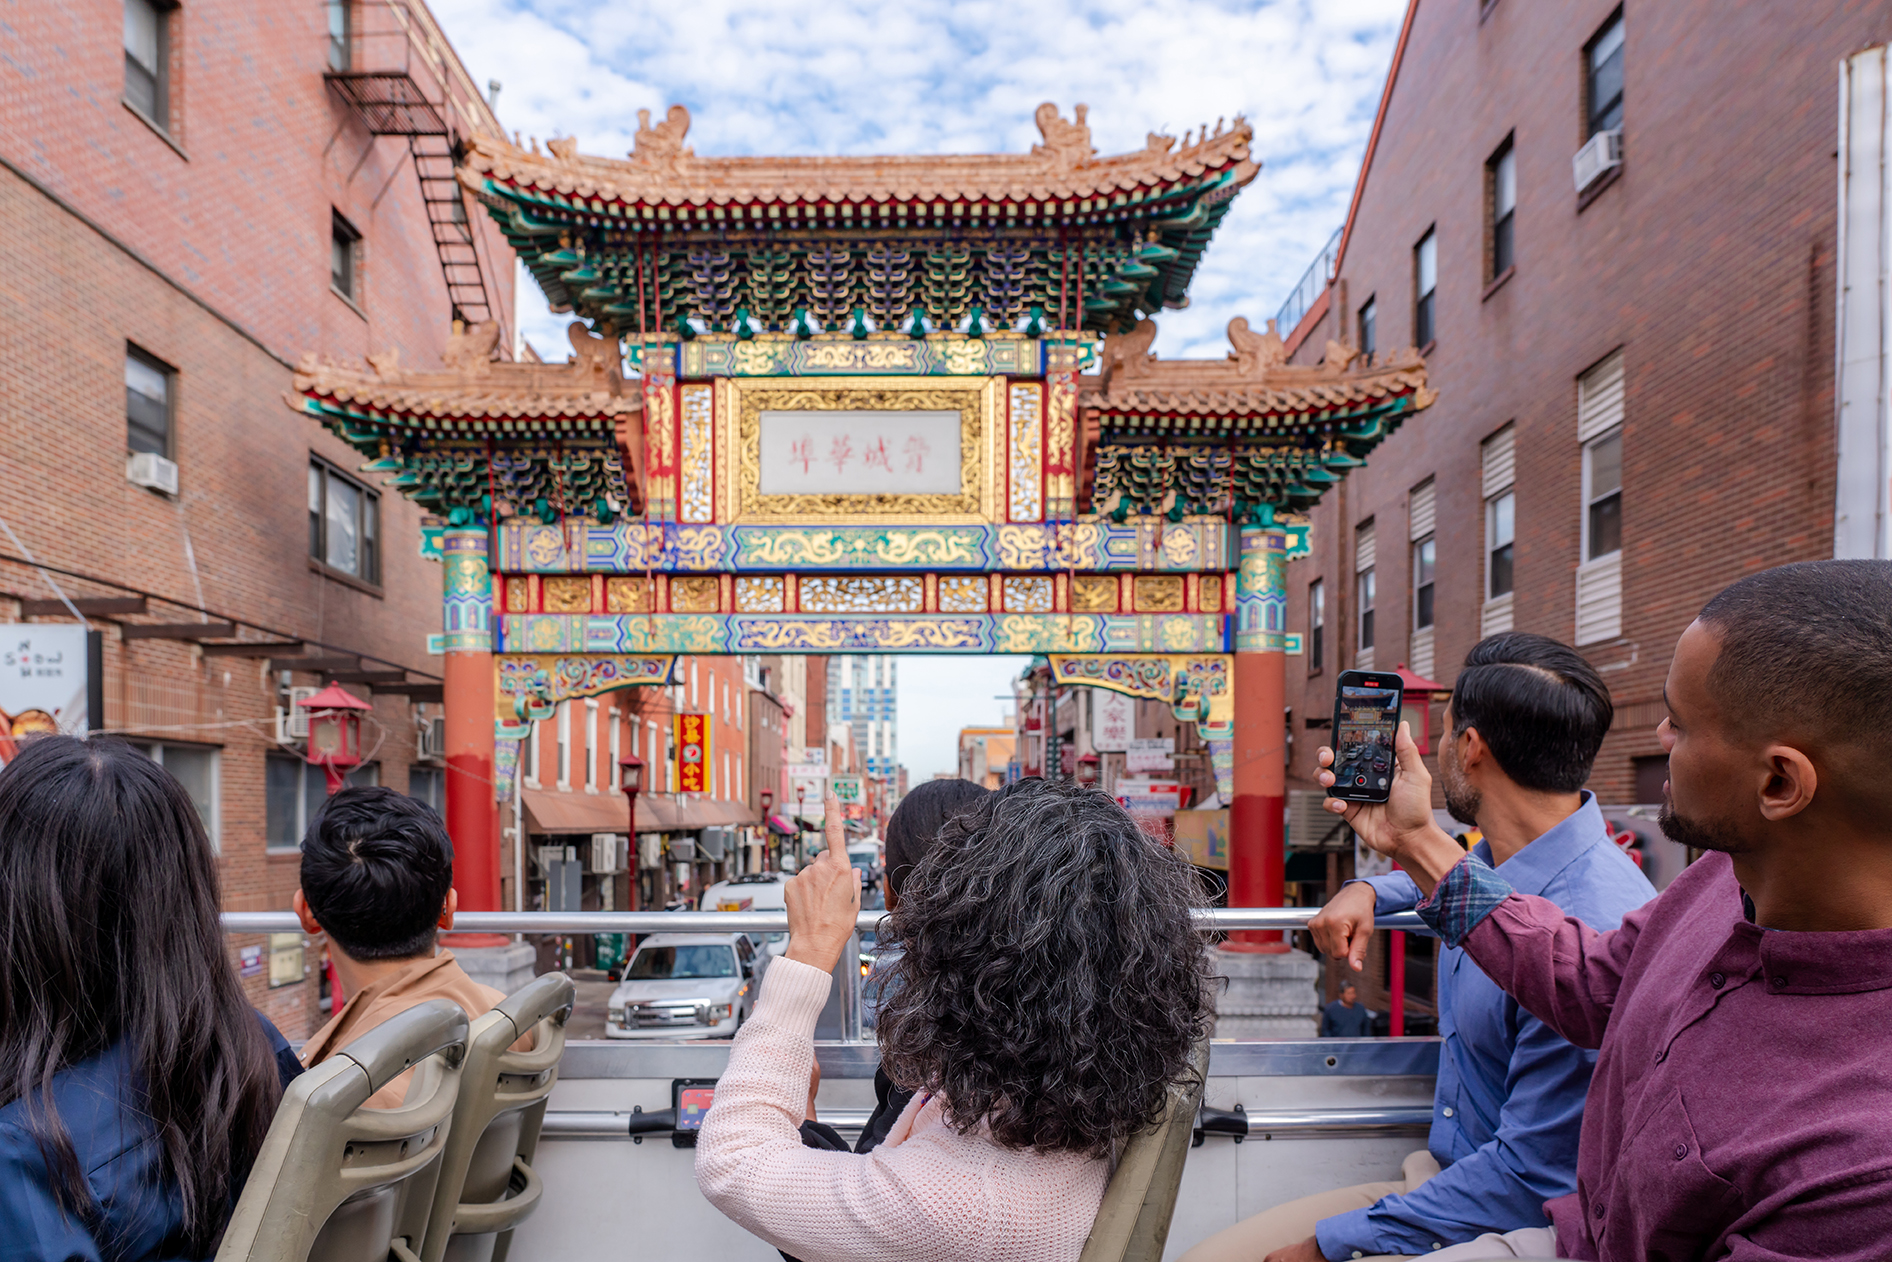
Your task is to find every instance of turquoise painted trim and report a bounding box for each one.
[497,613,1229,655]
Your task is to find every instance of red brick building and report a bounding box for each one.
[1281,0,1892,809]
[0,0,515,1034]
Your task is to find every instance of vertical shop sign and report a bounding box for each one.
[675,713,710,793]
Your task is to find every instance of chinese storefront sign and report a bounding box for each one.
[1115,778,1188,814]
[1091,691,1135,752]
[1125,737,1175,773]
[1172,810,1230,871]
[829,773,864,804]
[675,712,711,793]
[757,410,961,495]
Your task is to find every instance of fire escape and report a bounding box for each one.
[323,2,499,335]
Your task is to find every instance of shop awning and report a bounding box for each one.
[523,788,762,836]
[766,814,799,837]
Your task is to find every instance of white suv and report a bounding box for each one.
[605,933,757,1040]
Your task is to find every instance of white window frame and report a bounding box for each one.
[555,701,572,789]
[1581,427,1624,563]
[526,720,541,788]
[609,706,622,788]
[1309,579,1325,672]
[140,741,221,852]
[1357,567,1376,659]
[1486,491,1517,599]
[1412,534,1437,630]
[585,698,599,792]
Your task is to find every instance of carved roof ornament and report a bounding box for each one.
[1086,317,1436,417]
[458,103,1255,208]
[291,322,642,423]
[1031,103,1096,170]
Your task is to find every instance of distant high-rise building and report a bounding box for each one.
[828,655,898,782]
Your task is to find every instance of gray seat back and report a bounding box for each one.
[1077,1039,1210,1262]
[419,973,575,1262]
[218,999,469,1262]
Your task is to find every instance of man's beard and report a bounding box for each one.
[1439,755,1481,827]
[1658,799,1751,854]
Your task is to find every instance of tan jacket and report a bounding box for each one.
[301,950,519,1108]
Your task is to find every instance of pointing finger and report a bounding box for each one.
[824,787,846,858]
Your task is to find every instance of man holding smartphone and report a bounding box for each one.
[1181,633,1654,1262]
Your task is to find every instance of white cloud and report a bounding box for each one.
[434,0,1404,359]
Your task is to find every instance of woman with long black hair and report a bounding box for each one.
[0,736,284,1259]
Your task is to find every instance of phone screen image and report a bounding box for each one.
[1332,684,1401,799]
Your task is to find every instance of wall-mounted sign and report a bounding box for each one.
[1115,778,1188,815]
[1125,737,1175,773]
[1172,810,1230,871]
[675,713,711,794]
[267,933,306,989]
[0,626,99,763]
[757,410,961,496]
[1091,690,1135,752]
[829,774,864,805]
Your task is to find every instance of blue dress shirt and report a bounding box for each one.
[1314,793,1655,1260]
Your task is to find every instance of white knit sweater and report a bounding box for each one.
[695,956,1109,1262]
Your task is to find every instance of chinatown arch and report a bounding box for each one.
[289,103,1433,950]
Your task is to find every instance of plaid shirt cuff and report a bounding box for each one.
[1414,855,1513,947]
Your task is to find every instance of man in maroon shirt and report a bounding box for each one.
[1318,561,1892,1261]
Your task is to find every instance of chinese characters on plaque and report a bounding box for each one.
[757,410,961,496]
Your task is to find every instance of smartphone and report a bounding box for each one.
[1327,671,1405,803]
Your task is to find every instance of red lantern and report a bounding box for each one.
[297,683,372,794]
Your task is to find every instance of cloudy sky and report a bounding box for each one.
[430,0,1406,778]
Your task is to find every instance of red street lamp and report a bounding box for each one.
[298,683,372,794]
[1075,753,1101,788]
[759,787,773,814]
[618,752,646,819]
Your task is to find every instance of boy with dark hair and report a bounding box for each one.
[1186,633,1654,1262]
[294,786,521,1107]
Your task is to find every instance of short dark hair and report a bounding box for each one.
[300,786,455,960]
[1450,633,1613,792]
[1697,561,1892,762]
[876,778,1211,1158]
[883,777,990,901]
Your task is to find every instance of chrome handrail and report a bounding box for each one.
[536,1104,1433,1140]
[220,908,1427,934]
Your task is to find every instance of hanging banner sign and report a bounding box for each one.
[1091,690,1135,752]
[1,625,98,765]
[1115,778,1189,815]
[675,713,711,794]
[830,774,865,805]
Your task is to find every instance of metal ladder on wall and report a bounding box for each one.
[408,132,494,329]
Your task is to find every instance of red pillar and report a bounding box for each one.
[1225,520,1294,952]
[440,528,506,944]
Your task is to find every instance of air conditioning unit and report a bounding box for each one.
[1572,128,1623,193]
[591,832,625,874]
[274,686,319,744]
[417,715,446,761]
[126,451,179,496]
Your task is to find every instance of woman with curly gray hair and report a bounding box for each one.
[696,779,1212,1262]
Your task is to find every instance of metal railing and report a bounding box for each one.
[1273,225,1343,338]
[220,908,1426,935]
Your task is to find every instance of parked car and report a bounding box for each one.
[605,933,758,1040]
[700,871,790,965]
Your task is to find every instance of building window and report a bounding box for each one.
[1583,430,1623,560]
[1414,229,1437,348]
[123,0,171,128]
[526,721,541,787]
[408,765,445,812]
[331,212,361,302]
[267,755,377,850]
[556,700,571,788]
[1413,536,1436,629]
[1308,580,1325,672]
[1488,139,1516,278]
[1357,568,1376,655]
[136,742,217,849]
[325,0,351,72]
[1487,491,1516,598]
[1587,11,1625,138]
[1358,297,1376,361]
[585,699,599,791]
[308,459,380,584]
[126,347,173,456]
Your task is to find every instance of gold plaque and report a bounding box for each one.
[670,576,721,613]
[1199,574,1224,612]
[542,576,593,614]
[799,576,925,614]
[1071,575,1118,612]
[1134,575,1185,612]
[505,576,534,613]
[606,576,653,613]
[1003,576,1054,613]
[937,575,988,613]
[735,576,785,613]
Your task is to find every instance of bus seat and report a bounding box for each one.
[1077,1039,1211,1262]
[217,999,469,1262]
[419,972,576,1262]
